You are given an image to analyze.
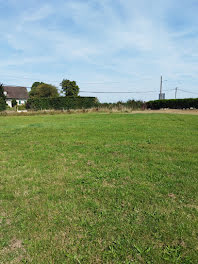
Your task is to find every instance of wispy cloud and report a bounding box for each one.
[0,0,198,101]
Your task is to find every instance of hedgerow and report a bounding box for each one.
[99,100,145,110]
[146,98,198,110]
[26,96,99,110]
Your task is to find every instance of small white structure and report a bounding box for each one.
[3,86,29,108]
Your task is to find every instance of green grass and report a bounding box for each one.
[0,113,198,263]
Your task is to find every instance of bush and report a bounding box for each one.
[146,98,198,110]
[17,104,26,110]
[0,97,6,111]
[98,100,144,110]
[26,97,99,110]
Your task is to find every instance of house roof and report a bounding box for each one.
[3,86,29,100]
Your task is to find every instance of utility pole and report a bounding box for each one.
[175,87,178,99]
[159,75,165,99]
[160,75,163,96]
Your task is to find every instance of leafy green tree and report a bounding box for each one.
[31,82,45,89]
[60,79,80,97]
[0,83,6,99]
[29,82,45,97]
[0,83,6,111]
[29,83,59,98]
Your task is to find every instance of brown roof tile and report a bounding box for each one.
[4,86,29,100]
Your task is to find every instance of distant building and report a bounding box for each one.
[3,86,29,107]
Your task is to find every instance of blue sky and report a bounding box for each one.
[0,0,198,102]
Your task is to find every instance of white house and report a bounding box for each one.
[3,86,29,108]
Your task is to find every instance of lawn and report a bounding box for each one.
[0,113,198,263]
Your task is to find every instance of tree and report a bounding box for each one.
[0,83,6,111]
[31,82,45,89]
[60,79,80,97]
[0,83,6,99]
[29,83,59,98]
[29,82,45,98]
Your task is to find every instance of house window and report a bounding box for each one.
[19,100,21,105]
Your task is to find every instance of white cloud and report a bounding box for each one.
[1,0,198,101]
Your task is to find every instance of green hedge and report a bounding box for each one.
[0,97,6,111]
[147,98,198,110]
[26,97,99,110]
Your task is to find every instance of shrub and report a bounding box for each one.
[17,104,26,110]
[98,100,144,110]
[26,97,99,110]
[0,97,6,111]
[146,98,198,110]
[0,84,6,111]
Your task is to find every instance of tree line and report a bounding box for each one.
[29,79,80,98]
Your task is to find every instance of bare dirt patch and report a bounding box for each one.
[10,239,24,251]
[93,107,198,115]
[131,109,198,115]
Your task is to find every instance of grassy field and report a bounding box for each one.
[0,113,198,263]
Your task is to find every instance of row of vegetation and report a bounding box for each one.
[26,80,99,110]
[0,80,145,111]
[0,80,82,111]
[29,79,80,98]
[98,100,145,110]
[1,81,198,111]
[147,98,198,109]
[25,97,197,111]
[26,97,98,110]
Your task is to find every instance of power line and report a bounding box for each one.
[178,89,198,95]
[3,84,176,94]
[79,88,198,95]
[79,88,175,94]
[1,74,198,92]
[3,82,198,96]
